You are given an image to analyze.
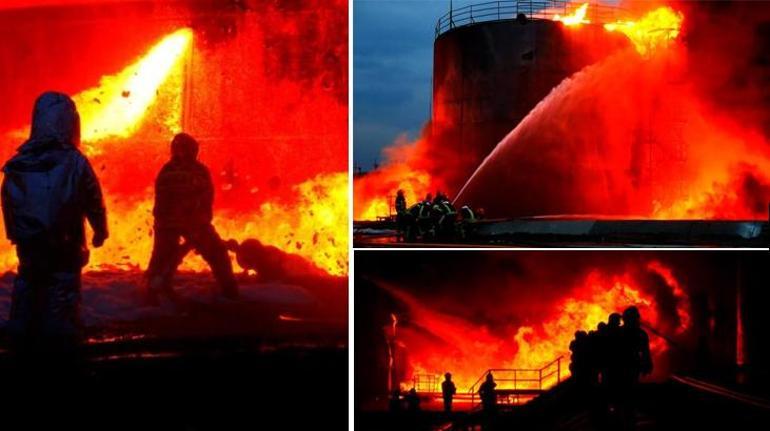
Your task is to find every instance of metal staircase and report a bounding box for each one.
[468,356,565,407]
[411,356,565,408]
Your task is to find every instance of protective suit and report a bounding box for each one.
[1,92,107,348]
[432,199,457,238]
[146,133,238,300]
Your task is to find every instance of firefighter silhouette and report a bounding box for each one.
[394,189,407,242]
[479,372,498,413]
[225,238,328,283]
[442,372,457,413]
[2,92,108,353]
[568,307,653,431]
[145,133,238,302]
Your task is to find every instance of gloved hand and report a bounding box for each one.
[92,231,108,248]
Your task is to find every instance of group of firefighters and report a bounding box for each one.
[393,190,482,242]
[390,306,652,430]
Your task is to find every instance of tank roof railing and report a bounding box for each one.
[435,0,627,38]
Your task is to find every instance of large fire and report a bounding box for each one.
[353,132,441,221]
[604,6,684,57]
[354,160,432,221]
[389,261,690,393]
[554,2,590,27]
[355,3,770,221]
[1,20,348,276]
[75,28,192,147]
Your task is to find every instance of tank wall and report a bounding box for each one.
[0,1,348,203]
[432,19,627,194]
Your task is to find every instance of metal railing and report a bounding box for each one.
[435,1,626,38]
[413,373,441,393]
[468,355,564,406]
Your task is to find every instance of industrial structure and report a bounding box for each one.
[431,0,627,193]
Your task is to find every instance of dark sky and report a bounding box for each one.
[353,0,472,169]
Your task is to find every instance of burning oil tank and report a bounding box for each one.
[431,1,628,195]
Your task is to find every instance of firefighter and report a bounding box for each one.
[432,196,457,239]
[225,238,328,282]
[441,372,457,413]
[404,202,423,241]
[608,306,652,430]
[478,372,498,414]
[394,189,407,242]
[2,92,108,353]
[415,199,434,240]
[145,133,238,303]
[458,205,477,240]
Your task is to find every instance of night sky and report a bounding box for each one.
[353,0,465,169]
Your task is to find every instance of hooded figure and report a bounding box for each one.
[145,133,238,302]
[1,92,107,350]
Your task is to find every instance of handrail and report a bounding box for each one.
[435,0,627,38]
[412,373,441,393]
[468,356,564,406]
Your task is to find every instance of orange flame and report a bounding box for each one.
[0,27,348,277]
[74,28,192,151]
[79,171,348,276]
[354,166,431,221]
[397,262,690,393]
[604,6,684,56]
[554,2,591,26]
[354,134,436,220]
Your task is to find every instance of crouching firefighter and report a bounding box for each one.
[1,92,108,355]
[145,133,238,303]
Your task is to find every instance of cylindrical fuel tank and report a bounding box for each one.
[432,15,627,194]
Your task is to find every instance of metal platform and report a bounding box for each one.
[354,218,769,247]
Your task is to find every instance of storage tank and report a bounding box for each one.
[431,1,627,194]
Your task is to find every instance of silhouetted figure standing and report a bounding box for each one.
[395,189,407,242]
[2,92,108,359]
[591,318,617,430]
[611,306,653,431]
[603,312,623,381]
[621,307,652,379]
[591,322,607,382]
[458,205,477,240]
[442,372,457,413]
[479,372,497,412]
[608,313,622,330]
[569,330,591,388]
[145,133,238,302]
[479,372,498,430]
[414,201,433,240]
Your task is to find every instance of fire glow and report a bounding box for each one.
[604,6,684,57]
[355,3,770,221]
[391,261,691,393]
[1,26,348,276]
[554,2,590,26]
[75,28,192,148]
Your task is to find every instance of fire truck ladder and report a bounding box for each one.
[468,356,564,408]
